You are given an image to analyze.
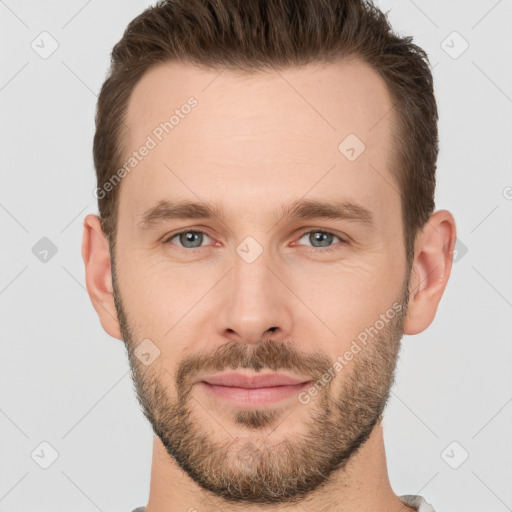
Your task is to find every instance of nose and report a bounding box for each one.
[215,247,293,345]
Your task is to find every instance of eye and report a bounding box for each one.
[164,229,213,249]
[163,228,346,253]
[294,230,346,252]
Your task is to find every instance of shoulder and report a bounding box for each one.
[400,494,437,512]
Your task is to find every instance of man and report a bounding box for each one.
[82,0,456,510]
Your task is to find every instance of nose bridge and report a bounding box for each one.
[217,240,292,343]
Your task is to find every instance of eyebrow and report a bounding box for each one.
[137,198,375,232]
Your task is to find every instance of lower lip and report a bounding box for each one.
[197,381,312,407]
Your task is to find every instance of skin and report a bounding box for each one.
[82,58,456,512]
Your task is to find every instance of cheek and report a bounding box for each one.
[286,253,404,347]
[120,257,225,347]
[115,231,405,353]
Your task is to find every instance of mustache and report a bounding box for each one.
[175,339,333,394]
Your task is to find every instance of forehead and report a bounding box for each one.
[120,58,398,227]
[124,58,394,146]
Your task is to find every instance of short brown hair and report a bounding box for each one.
[93,0,438,265]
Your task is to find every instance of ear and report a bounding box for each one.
[81,214,122,340]
[403,210,457,335]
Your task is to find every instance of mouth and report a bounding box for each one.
[196,372,313,408]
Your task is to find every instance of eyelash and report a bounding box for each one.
[163,228,347,254]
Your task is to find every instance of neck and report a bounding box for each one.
[144,420,416,512]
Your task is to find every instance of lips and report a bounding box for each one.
[201,372,311,388]
[197,372,313,408]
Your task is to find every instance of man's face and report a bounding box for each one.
[112,59,411,503]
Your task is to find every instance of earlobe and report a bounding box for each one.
[81,214,122,340]
[403,210,457,335]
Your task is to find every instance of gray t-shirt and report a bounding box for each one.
[131,494,436,511]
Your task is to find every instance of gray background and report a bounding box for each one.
[1,0,511,510]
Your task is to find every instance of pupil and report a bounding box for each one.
[313,231,331,247]
[182,232,201,247]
